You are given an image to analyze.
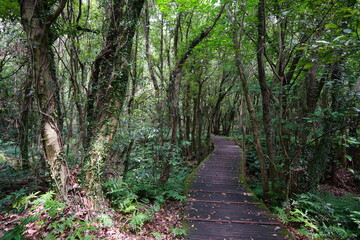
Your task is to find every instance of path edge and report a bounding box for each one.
[234,139,295,240]
[182,150,214,234]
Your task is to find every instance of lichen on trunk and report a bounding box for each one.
[84,0,145,209]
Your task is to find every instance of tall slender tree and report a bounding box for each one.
[256,0,277,181]
[20,0,69,199]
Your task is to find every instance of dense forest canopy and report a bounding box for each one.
[0,0,359,239]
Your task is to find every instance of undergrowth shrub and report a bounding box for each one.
[0,189,29,213]
[103,178,139,213]
[276,192,360,239]
[0,164,35,201]
[0,215,37,240]
[103,173,187,231]
[0,191,96,240]
[129,209,154,230]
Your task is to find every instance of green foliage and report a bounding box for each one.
[44,215,96,240]
[246,147,261,179]
[0,216,37,240]
[30,191,66,218]
[125,171,187,205]
[171,227,187,237]
[0,163,38,209]
[129,210,153,230]
[0,189,34,213]
[103,178,139,213]
[97,214,114,228]
[103,174,186,215]
[0,140,19,160]
[0,151,6,163]
[103,154,187,231]
[110,118,190,204]
[13,191,40,211]
[276,192,360,239]
[103,173,186,232]
[151,231,162,239]
[0,0,19,20]
[34,192,96,239]
[1,191,97,240]
[350,210,360,228]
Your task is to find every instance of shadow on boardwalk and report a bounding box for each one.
[185,136,291,240]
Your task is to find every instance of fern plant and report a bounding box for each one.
[277,192,360,239]
[1,191,98,240]
[129,210,153,230]
[0,216,37,240]
[171,227,187,237]
[103,178,139,213]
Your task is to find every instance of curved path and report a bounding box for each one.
[185,136,290,240]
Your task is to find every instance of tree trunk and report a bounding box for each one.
[239,98,247,179]
[257,0,277,182]
[230,14,269,196]
[20,0,69,200]
[308,64,343,192]
[85,0,145,209]
[234,57,269,197]
[348,78,360,171]
[68,35,87,150]
[195,80,204,163]
[19,72,32,169]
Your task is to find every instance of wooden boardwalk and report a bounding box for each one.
[185,136,290,240]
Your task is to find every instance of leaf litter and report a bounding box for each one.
[0,200,186,239]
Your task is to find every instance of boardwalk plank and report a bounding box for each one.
[187,221,285,240]
[188,191,254,202]
[185,136,291,240]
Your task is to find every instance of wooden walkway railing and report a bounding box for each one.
[185,136,291,240]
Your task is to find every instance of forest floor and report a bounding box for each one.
[1,149,359,239]
[319,168,360,196]
[2,169,358,240]
[1,165,359,240]
[0,199,185,239]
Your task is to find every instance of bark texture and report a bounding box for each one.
[20,0,69,199]
[85,0,145,209]
[257,0,276,180]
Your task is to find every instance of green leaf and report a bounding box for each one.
[129,212,153,229]
[321,52,334,63]
[171,227,187,236]
[304,63,314,69]
[0,0,19,20]
[98,214,114,227]
[325,23,337,28]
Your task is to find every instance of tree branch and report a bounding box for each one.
[176,4,226,69]
[76,25,100,34]
[48,0,68,23]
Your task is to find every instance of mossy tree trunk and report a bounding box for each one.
[19,73,32,170]
[20,0,69,199]
[308,64,344,192]
[84,0,145,209]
